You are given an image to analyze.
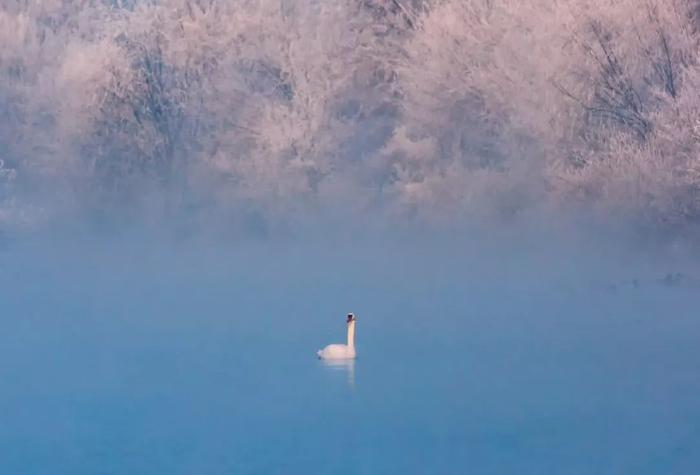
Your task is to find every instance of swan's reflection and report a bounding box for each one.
[320,358,355,388]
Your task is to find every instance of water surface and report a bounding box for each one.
[1,237,698,474]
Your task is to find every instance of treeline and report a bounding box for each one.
[1,0,699,232]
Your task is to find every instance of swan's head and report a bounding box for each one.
[347,313,356,323]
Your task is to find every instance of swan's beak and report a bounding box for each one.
[347,313,355,323]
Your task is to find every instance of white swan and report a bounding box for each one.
[317,313,356,360]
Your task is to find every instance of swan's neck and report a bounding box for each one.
[347,320,355,349]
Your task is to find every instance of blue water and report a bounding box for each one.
[1,236,699,474]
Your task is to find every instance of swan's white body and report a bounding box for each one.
[317,315,356,360]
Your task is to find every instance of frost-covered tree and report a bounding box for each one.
[393,0,700,226]
[1,0,700,234]
[549,0,700,226]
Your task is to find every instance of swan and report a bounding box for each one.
[317,313,357,360]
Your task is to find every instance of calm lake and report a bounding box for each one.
[1,235,699,474]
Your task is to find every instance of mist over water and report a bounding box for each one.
[1,225,699,474]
